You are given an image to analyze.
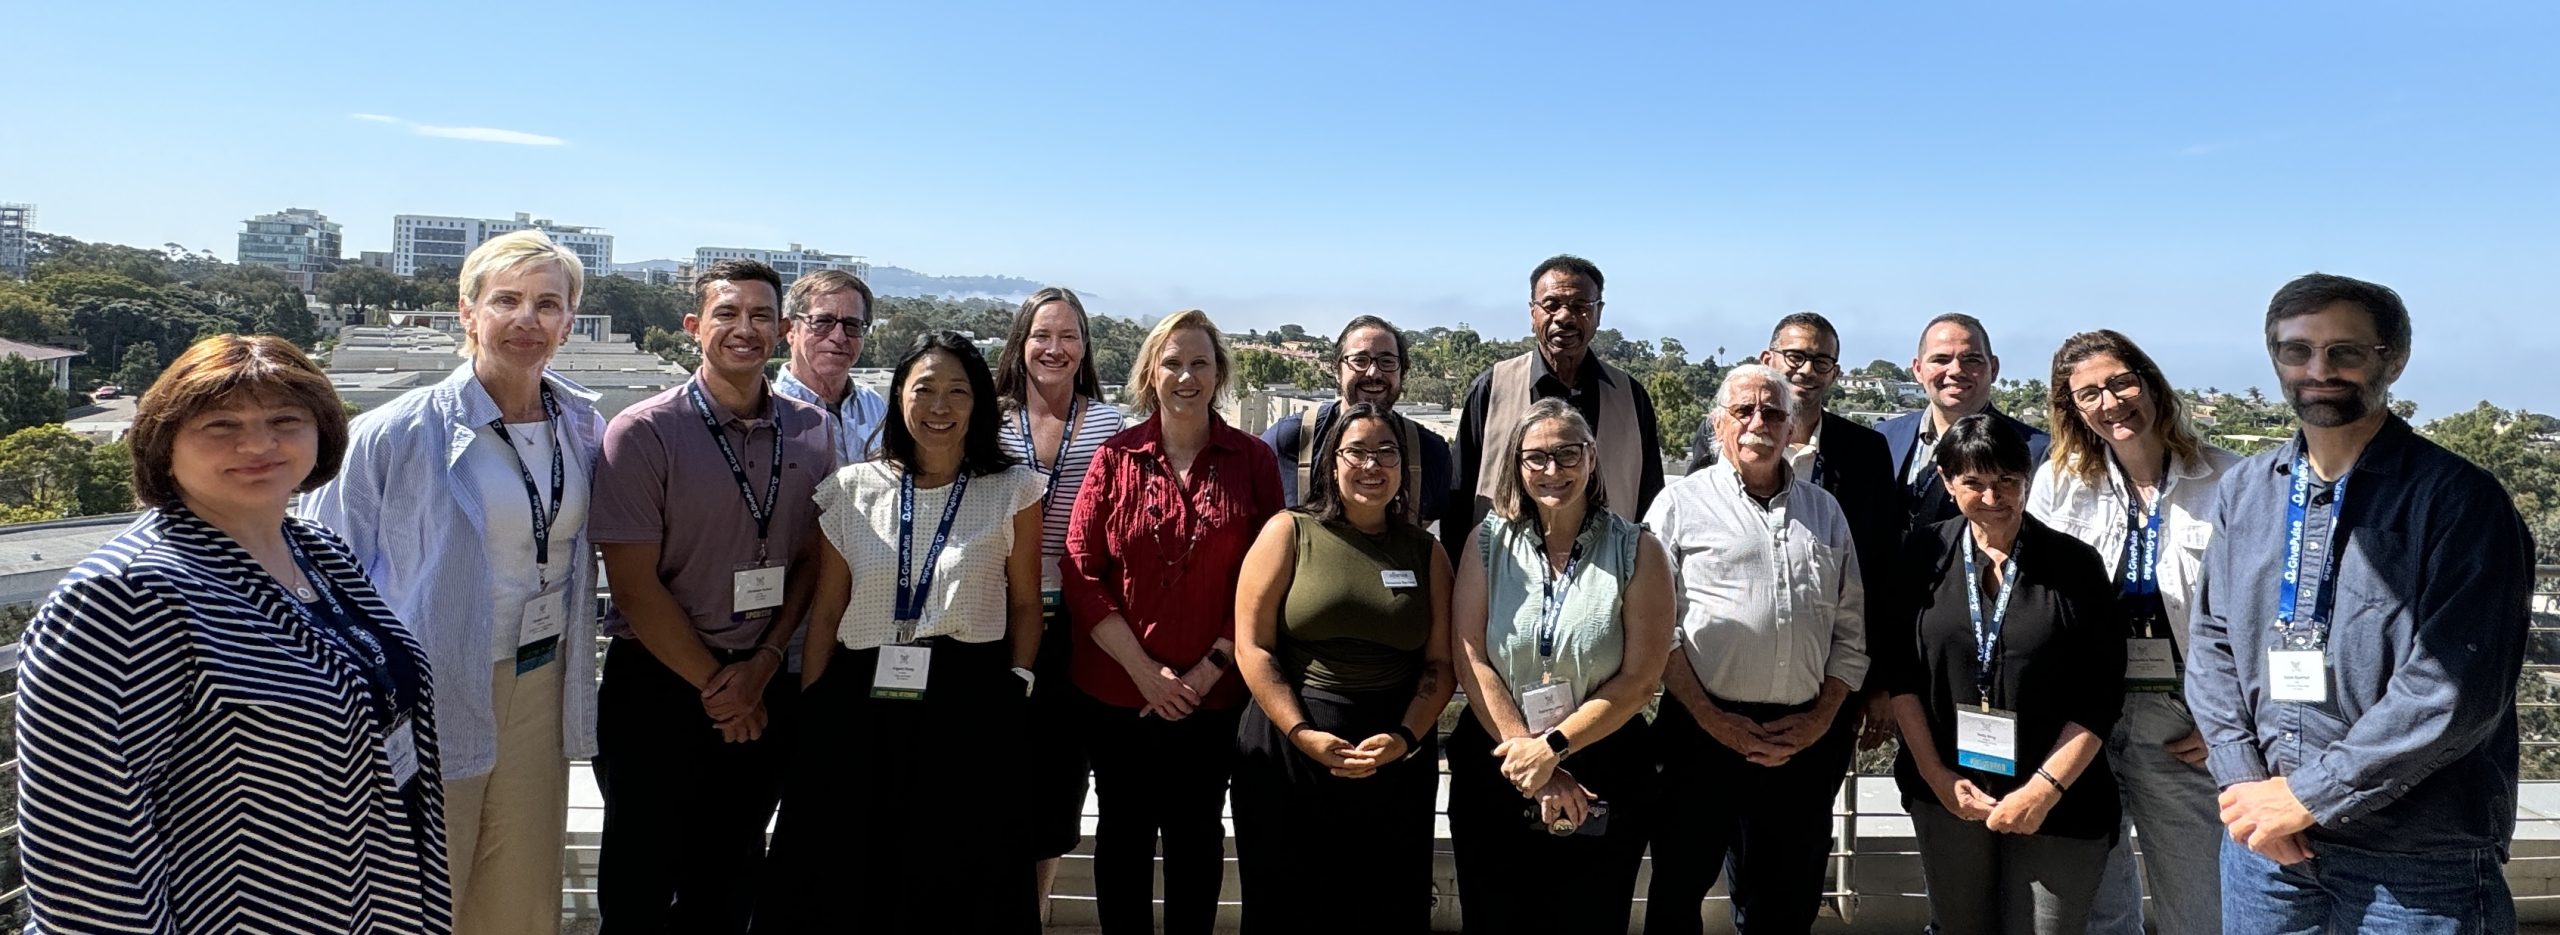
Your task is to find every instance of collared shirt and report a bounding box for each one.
[774,364,887,466]
[302,363,606,777]
[2027,445,2241,662]
[2187,416,2532,854]
[1786,421,1826,481]
[590,373,835,652]
[1646,461,1868,705]
[1448,351,1667,558]
[1062,413,1284,710]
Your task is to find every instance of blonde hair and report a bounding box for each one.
[457,230,586,357]
[1123,309,1233,419]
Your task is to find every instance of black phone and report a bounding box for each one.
[1524,797,1610,837]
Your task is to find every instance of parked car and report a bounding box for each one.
[92,384,122,399]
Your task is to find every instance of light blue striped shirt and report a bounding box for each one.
[774,364,887,466]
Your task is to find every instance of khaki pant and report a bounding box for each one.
[443,659,569,935]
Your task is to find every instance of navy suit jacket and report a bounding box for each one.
[1876,404,2051,528]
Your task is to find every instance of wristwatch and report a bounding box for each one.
[1204,647,1234,671]
[1543,728,1571,756]
[1012,666,1037,697]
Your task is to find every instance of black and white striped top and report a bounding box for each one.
[15,508,452,934]
[998,397,1126,588]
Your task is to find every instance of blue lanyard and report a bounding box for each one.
[2277,454,2351,649]
[895,469,972,633]
[283,534,409,724]
[2119,490,2162,600]
[1537,531,1587,668]
[1017,396,1084,520]
[1962,527,2020,707]
[687,382,786,561]
[486,383,567,581]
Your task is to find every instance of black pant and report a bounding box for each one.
[593,638,796,935]
[1231,686,1439,934]
[755,639,1036,934]
[1025,604,1092,860]
[1083,697,1240,935]
[1643,696,1857,935]
[1446,709,1654,935]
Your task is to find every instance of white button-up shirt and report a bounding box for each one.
[1645,460,1868,705]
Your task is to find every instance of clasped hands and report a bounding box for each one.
[1697,704,1830,767]
[1926,766,2060,835]
[700,649,782,743]
[1129,657,1224,721]
[2219,776,2317,865]
[1290,727,1410,779]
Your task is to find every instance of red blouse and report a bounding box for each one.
[1062,414,1283,710]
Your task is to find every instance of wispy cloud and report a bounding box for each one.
[347,112,567,146]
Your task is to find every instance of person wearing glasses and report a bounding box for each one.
[1448,399,1674,935]
[2189,274,2531,934]
[990,286,1127,919]
[774,268,888,465]
[2024,330,2239,935]
[1446,254,1665,563]
[1063,309,1285,935]
[1643,366,1869,935]
[1260,315,1455,525]
[1876,413,2125,934]
[1232,402,1456,933]
[1876,314,2050,528]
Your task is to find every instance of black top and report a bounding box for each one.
[1444,351,1666,561]
[1879,515,2126,840]
[1686,410,1906,613]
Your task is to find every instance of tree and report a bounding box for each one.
[1649,369,1705,461]
[641,326,701,371]
[113,341,165,394]
[585,276,692,348]
[1233,349,1319,390]
[0,356,67,435]
[81,440,134,515]
[1273,323,1310,343]
[0,425,97,522]
[1856,359,1913,382]
[317,266,404,322]
[0,282,69,343]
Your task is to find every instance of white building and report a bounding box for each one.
[237,208,343,292]
[392,212,613,277]
[0,337,79,393]
[691,243,867,289]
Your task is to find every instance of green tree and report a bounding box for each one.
[1855,359,1912,381]
[0,282,69,343]
[1649,369,1705,461]
[81,440,134,515]
[113,341,165,394]
[317,266,404,322]
[1233,349,1319,390]
[0,424,97,522]
[585,275,693,348]
[0,356,67,436]
[641,326,701,371]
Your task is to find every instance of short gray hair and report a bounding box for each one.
[1714,363,1797,414]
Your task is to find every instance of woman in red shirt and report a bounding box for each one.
[1063,308,1283,935]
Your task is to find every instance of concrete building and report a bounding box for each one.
[0,338,79,393]
[0,203,31,278]
[356,251,393,271]
[388,311,614,343]
[323,324,686,419]
[392,212,613,277]
[236,208,343,292]
[690,243,867,289]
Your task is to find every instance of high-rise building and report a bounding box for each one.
[236,207,343,292]
[392,212,613,277]
[0,203,32,278]
[691,243,868,289]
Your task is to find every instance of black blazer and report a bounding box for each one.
[1875,405,2052,529]
[1685,411,1905,610]
[1878,515,2126,840]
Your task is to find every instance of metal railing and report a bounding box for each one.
[0,565,2553,927]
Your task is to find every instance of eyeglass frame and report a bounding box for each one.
[2272,340,2391,370]
[1518,443,1591,471]
[794,314,871,336]
[1770,347,1840,376]
[2069,371,2148,410]
[1338,353,1404,374]
[1335,444,1405,468]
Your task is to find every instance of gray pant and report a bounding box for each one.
[1909,795,2112,934]
[2086,692,2227,935]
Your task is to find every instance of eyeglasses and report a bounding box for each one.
[2273,340,2389,369]
[1519,443,1589,471]
[1533,298,1600,319]
[797,315,868,336]
[1725,404,1789,426]
[1340,353,1403,374]
[2070,372,2146,410]
[1336,445,1404,468]
[1771,348,1839,376]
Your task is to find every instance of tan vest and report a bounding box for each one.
[1293,403,1426,526]
[1475,352,1644,522]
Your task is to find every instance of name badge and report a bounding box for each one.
[2125,637,2179,692]
[2269,649,2327,702]
[732,563,785,619]
[871,644,933,701]
[515,590,566,675]
[1380,569,1418,590]
[385,716,421,788]
[1519,681,1575,735]
[1954,706,2019,776]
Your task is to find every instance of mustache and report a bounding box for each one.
[1737,431,1775,448]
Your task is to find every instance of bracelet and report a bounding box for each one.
[2036,767,2068,792]
[1387,725,1420,757]
[1287,722,1316,740]
[754,645,784,663]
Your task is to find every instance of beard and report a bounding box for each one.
[2287,376,2383,428]
[1342,379,1396,406]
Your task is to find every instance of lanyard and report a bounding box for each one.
[687,382,786,562]
[487,383,567,584]
[2120,489,2162,600]
[1017,396,1084,520]
[2277,454,2351,649]
[1961,526,2020,708]
[895,469,972,638]
[283,534,407,724]
[1537,530,1588,671]
[1809,450,1827,488]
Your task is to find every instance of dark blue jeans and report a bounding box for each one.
[2221,835,2515,934]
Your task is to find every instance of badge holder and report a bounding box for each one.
[1380,569,1419,590]
[1954,704,2019,776]
[2269,647,2328,703]
[873,620,932,701]
[732,560,784,625]
[515,585,568,675]
[2124,635,2180,693]
[1519,671,1575,735]
[385,716,422,788]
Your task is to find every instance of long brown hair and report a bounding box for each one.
[2044,329,2205,485]
[995,286,1103,408]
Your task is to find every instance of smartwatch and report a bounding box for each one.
[1544,728,1571,756]
[1204,646,1235,672]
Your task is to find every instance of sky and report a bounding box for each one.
[6,1,2556,415]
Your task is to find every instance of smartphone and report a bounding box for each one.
[1524,797,1611,837]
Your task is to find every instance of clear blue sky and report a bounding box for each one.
[7,1,2555,415]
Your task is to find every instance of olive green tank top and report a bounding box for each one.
[1280,512,1438,693]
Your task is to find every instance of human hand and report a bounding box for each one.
[1753,709,1831,762]
[1338,732,1409,778]
[1129,663,1201,720]
[1291,727,1360,773]
[700,657,775,723]
[714,701,767,743]
[2163,729,2209,768]
[1496,734,1562,795]
[1930,769,1998,821]
[1179,658,1224,700]
[1857,692,1900,750]
[2220,777,2317,864]
[1534,773,1598,833]
[1695,707,1789,764]
[1985,777,2059,834]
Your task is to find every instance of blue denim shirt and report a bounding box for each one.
[2187,416,2533,854]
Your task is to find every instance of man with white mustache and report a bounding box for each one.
[773,269,888,466]
[1644,364,1868,935]
[1260,315,1454,525]
[1877,312,2050,528]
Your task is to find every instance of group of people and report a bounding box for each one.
[10,235,2532,935]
